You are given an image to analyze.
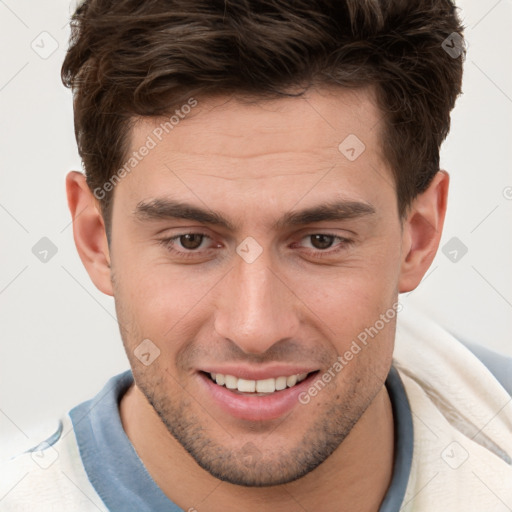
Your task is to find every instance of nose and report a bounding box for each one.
[213,244,301,355]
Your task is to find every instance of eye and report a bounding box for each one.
[305,234,337,250]
[173,233,207,250]
[158,232,216,259]
[295,233,353,259]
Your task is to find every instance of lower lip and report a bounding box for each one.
[197,371,318,422]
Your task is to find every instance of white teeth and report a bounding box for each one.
[256,378,275,393]
[209,372,311,393]
[275,376,287,391]
[286,375,297,387]
[237,378,256,392]
[224,374,238,389]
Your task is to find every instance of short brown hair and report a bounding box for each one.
[62,0,464,235]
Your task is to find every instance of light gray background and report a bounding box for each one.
[1,0,511,459]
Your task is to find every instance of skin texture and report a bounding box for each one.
[66,86,448,512]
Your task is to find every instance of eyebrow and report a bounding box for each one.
[134,197,376,231]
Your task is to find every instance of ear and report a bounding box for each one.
[398,170,449,293]
[65,171,113,296]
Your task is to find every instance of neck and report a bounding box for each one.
[120,382,394,512]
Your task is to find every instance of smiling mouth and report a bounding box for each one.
[200,370,320,396]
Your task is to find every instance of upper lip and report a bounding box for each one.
[199,365,318,380]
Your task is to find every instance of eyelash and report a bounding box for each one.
[157,232,353,260]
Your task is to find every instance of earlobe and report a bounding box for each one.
[398,171,449,293]
[65,171,114,296]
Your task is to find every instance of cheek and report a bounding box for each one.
[294,245,400,323]
[289,241,400,365]
[309,280,397,356]
[319,280,397,391]
[113,254,220,347]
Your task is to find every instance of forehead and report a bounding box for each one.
[116,86,394,221]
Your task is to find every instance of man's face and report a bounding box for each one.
[109,87,403,486]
